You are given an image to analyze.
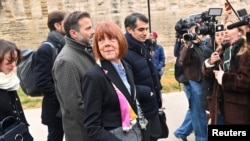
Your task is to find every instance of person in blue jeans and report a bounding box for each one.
[173,24,208,141]
[175,81,207,141]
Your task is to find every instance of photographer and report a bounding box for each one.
[174,18,213,112]
[174,23,208,141]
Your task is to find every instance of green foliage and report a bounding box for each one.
[17,89,42,109]
[160,62,181,93]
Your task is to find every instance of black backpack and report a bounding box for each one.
[17,42,58,97]
[174,57,188,84]
[174,45,189,87]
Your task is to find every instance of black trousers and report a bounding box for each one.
[47,118,64,141]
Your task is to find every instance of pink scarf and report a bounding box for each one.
[102,67,137,131]
[112,84,137,131]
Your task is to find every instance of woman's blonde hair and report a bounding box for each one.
[235,24,250,56]
[225,20,250,56]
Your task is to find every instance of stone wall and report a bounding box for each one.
[0,0,249,62]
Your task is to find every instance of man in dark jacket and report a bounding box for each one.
[123,12,162,141]
[34,10,67,141]
[52,11,96,141]
[174,25,208,141]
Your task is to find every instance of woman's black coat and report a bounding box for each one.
[83,60,137,141]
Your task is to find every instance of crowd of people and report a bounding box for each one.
[1,2,250,141]
[173,3,250,141]
[0,10,166,141]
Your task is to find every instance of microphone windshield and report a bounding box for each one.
[227,20,249,29]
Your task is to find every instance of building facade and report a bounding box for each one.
[0,0,249,61]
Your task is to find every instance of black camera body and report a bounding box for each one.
[226,8,249,29]
[237,8,249,21]
[194,8,223,36]
[175,19,195,38]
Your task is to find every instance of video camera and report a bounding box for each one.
[175,19,196,38]
[194,8,224,36]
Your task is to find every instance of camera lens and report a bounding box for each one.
[183,33,197,41]
[195,26,200,35]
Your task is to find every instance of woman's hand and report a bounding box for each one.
[209,52,220,65]
[213,65,224,85]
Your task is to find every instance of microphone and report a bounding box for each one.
[227,20,249,29]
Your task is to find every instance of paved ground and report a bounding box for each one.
[24,91,195,141]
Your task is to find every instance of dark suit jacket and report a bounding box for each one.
[52,36,96,141]
[34,35,64,125]
[124,33,161,119]
[83,60,137,141]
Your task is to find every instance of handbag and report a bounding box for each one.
[158,109,169,138]
[109,124,142,141]
[0,116,28,141]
